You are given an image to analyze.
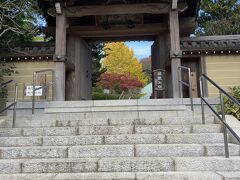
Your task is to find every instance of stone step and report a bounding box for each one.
[205,144,240,156]
[1,156,240,173]
[43,134,165,146]
[0,143,238,159]
[97,157,240,172]
[136,172,223,180]
[215,171,240,180]
[0,123,221,137]
[136,144,240,157]
[68,144,240,158]
[0,172,226,180]
[69,145,134,158]
[54,116,215,127]
[166,133,226,144]
[175,157,240,171]
[161,116,215,125]
[0,159,24,173]
[42,111,188,123]
[78,125,134,135]
[136,125,192,135]
[0,145,133,159]
[0,133,227,146]
[0,146,68,159]
[12,114,215,128]
[0,127,79,137]
[192,124,223,133]
[44,105,186,113]
[0,137,43,147]
[22,157,174,173]
[12,113,216,127]
[0,158,99,174]
[104,133,225,144]
[136,124,222,134]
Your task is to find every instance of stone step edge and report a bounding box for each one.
[0,124,221,129]
[0,157,240,174]
[0,124,221,132]
[1,156,239,161]
[0,143,238,148]
[44,105,187,113]
[0,132,224,138]
[0,171,227,179]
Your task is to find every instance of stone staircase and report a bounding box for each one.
[0,100,240,179]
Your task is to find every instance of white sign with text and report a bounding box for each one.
[26,86,43,97]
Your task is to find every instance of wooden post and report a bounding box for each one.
[169,10,181,98]
[54,8,67,101]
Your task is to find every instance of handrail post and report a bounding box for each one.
[199,77,205,124]
[220,91,230,158]
[12,83,18,128]
[32,72,36,114]
[0,80,18,128]
[178,66,194,111]
[188,68,194,111]
[52,70,55,101]
[178,67,183,98]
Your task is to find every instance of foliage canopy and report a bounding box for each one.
[197,0,240,35]
[90,43,107,87]
[217,86,240,120]
[0,0,43,104]
[99,73,143,93]
[102,42,148,85]
[0,0,43,47]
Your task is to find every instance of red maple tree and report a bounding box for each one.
[99,73,144,93]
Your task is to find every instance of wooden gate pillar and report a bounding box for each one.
[169,10,182,98]
[54,8,67,101]
[151,35,169,99]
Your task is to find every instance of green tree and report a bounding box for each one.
[217,86,240,120]
[0,0,43,47]
[196,0,240,35]
[102,42,148,85]
[90,43,107,87]
[140,56,152,84]
[0,0,42,108]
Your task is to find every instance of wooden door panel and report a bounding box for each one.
[181,58,200,98]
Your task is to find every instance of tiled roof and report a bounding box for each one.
[0,42,55,60]
[181,35,240,51]
[1,35,240,60]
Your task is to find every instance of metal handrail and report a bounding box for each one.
[0,80,18,127]
[32,69,54,114]
[178,66,194,111]
[200,74,240,158]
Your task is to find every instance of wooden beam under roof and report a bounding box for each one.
[47,2,188,17]
[45,18,196,37]
[44,24,164,37]
[84,35,156,42]
[68,23,168,37]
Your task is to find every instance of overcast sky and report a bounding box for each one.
[125,41,153,60]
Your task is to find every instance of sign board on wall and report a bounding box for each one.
[25,86,43,97]
[153,69,166,91]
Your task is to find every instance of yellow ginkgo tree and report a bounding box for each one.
[102,42,148,85]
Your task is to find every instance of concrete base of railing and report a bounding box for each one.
[226,115,240,145]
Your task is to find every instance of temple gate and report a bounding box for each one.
[38,0,199,100]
